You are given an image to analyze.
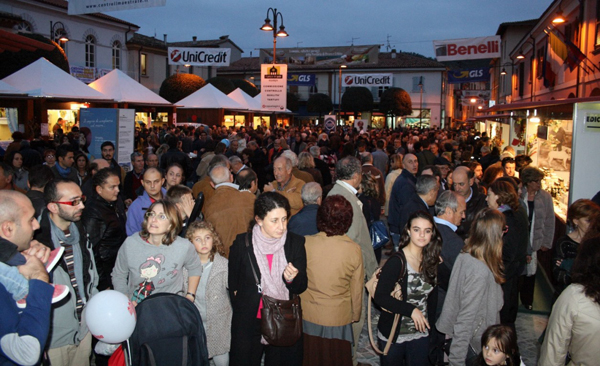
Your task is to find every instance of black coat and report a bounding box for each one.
[160,148,192,179]
[388,169,417,233]
[456,186,488,239]
[502,206,529,279]
[82,195,127,290]
[228,231,307,362]
[287,204,319,237]
[313,157,332,187]
[398,195,428,233]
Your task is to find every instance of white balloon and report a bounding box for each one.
[85,290,136,344]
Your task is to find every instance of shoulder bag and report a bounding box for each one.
[245,233,302,347]
[369,220,391,250]
[365,250,406,356]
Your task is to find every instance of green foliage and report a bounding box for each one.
[0,33,69,79]
[231,79,259,97]
[341,87,373,115]
[379,87,413,116]
[306,93,333,118]
[159,73,205,103]
[287,92,299,112]
[206,77,236,95]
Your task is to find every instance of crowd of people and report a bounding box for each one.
[1,122,600,366]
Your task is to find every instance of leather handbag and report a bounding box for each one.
[369,220,391,250]
[245,233,302,347]
[365,251,406,356]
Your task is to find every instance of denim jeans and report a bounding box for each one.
[0,261,29,301]
[379,335,430,366]
[391,232,401,251]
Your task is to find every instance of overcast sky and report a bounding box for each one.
[106,0,551,58]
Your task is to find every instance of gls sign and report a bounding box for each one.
[287,73,316,86]
[167,47,231,66]
[342,73,393,87]
[447,67,490,84]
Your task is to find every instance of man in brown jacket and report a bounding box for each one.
[203,165,254,257]
[263,156,305,216]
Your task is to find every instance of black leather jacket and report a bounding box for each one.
[82,194,127,289]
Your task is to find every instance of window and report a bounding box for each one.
[378,86,389,98]
[536,47,544,79]
[112,41,121,69]
[596,0,600,47]
[141,53,147,76]
[13,21,32,33]
[85,35,95,68]
[518,63,525,97]
[412,76,425,93]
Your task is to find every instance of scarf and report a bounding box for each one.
[54,163,72,178]
[252,224,289,302]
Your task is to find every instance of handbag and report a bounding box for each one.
[245,233,302,347]
[369,220,391,250]
[365,251,406,356]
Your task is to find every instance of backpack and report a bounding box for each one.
[125,293,209,366]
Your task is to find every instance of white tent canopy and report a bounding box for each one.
[0,80,25,95]
[2,58,110,100]
[228,88,261,111]
[89,69,171,105]
[176,83,245,109]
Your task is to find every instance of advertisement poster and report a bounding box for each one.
[117,109,135,171]
[287,73,316,86]
[79,108,118,159]
[167,47,231,67]
[69,0,166,15]
[354,119,368,133]
[70,66,96,84]
[260,64,288,111]
[447,67,490,84]
[324,115,336,133]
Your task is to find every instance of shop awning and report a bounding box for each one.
[468,113,512,121]
[89,69,172,106]
[0,30,55,53]
[482,96,600,113]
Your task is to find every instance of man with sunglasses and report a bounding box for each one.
[34,179,98,366]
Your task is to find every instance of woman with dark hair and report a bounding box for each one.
[43,149,56,168]
[375,211,442,365]
[300,195,363,366]
[164,162,185,191]
[359,172,382,263]
[480,165,504,193]
[437,208,506,365]
[553,199,600,296]
[74,152,89,186]
[540,236,600,365]
[519,166,554,310]
[6,151,28,191]
[112,199,201,305]
[486,180,529,327]
[82,168,127,291]
[228,192,307,366]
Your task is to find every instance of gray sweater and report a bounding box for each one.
[436,253,503,366]
[112,233,202,300]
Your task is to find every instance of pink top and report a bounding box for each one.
[257,254,274,318]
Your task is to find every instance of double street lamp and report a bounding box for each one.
[260,8,288,63]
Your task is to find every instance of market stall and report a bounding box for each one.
[175,83,246,127]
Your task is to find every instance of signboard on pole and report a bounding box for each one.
[117,109,135,171]
[260,64,288,111]
[324,115,336,133]
[68,0,166,15]
[79,108,134,168]
[167,47,231,66]
[433,36,500,61]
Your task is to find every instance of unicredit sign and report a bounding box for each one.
[167,47,231,66]
[342,73,393,87]
[433,36,501,61]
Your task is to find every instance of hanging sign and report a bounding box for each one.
[260,64,288,111]
[167,48,231,66]
[68,0,166,15]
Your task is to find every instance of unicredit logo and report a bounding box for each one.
[345,75,391,86]
[171,49,182,62]
[345,76,354,85]
[169,49,229,63]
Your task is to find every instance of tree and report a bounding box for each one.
[306,93,333,120]
[206,77,236,95]
[341,87,373,117]
[287,92,299,112]
[159,73,205,103]
[379,87,413,117]
[231,79,259,97]
[0,33,69,79]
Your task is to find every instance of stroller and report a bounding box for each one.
[122,292,209,366]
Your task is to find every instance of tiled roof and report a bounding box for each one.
[29,0,140,28]
[218,51,446,73]
[127,34,243,53]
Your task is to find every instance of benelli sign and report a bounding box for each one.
[342,73,393,87]
[167,47,231,66]
[433,36,500,61]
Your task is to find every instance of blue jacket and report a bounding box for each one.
[388,169,417,233]
[0,280,53,366]
[126,188,166,236]
[288,204,319,236]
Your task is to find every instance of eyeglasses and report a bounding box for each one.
[52,196,86,206]
[45,155,55,159]
[145,211,168,221]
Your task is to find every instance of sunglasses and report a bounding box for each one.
[52,196,86,206]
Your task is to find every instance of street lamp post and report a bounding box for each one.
[338,65,347,125]
[50,21,69,44]
[260,8,288,63]
[418,76,423,129]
